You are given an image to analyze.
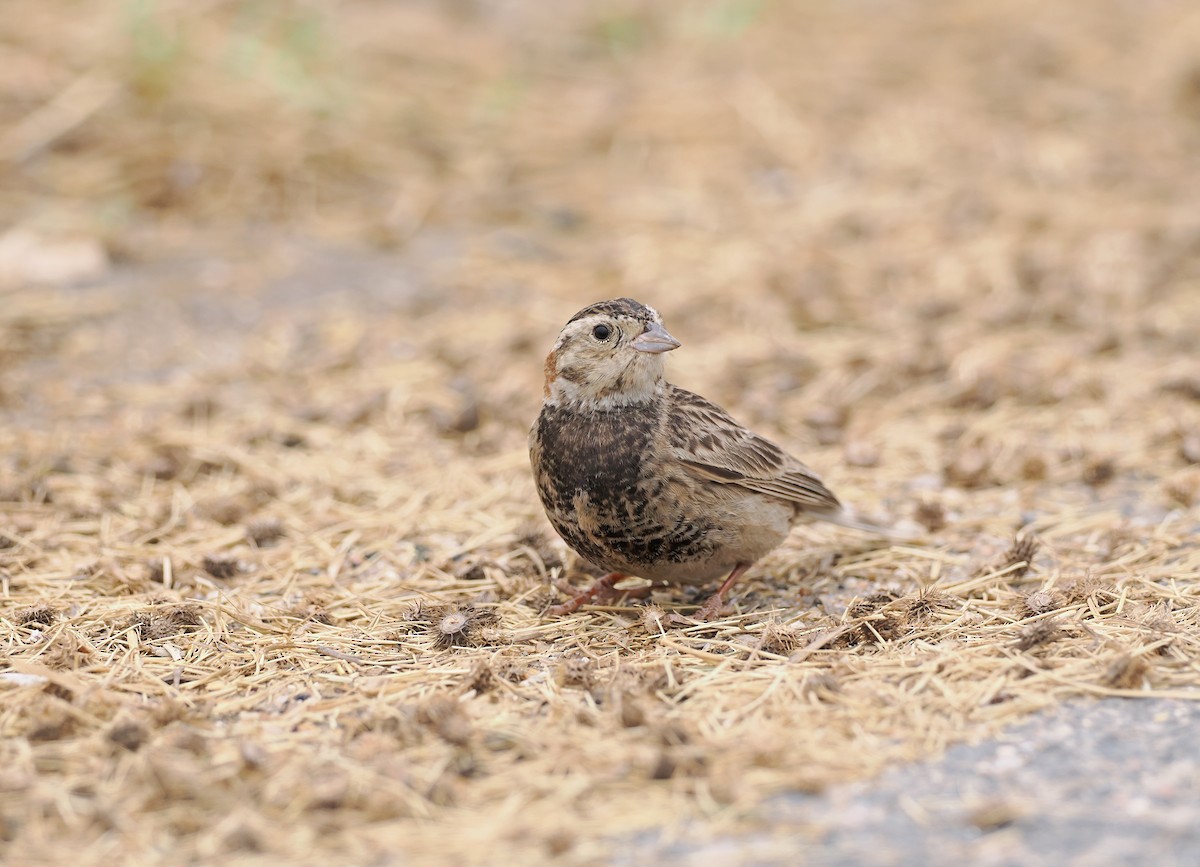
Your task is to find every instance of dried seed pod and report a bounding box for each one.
[246,518,285,547]
[914,498,946,533]
[1002,533,1040,578]
[202,555,241,580]
[425,603,500,650]
[640,604,667,635]
[1024,590,1061,616]
[904,589,953,622]
[18,605,57,627]
[1082,455,1116,486]
[1014,619,1062,651]
[1104,654,1150,689]
[757,620,802,655]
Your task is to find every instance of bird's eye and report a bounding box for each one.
[592,324,612,341]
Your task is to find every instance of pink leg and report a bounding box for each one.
[694,563,752,621]
[547,572,626,615]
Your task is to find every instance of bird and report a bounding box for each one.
[528,297,891,621]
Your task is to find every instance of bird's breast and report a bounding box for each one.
[531,401,731,576]
[532,402,661,501]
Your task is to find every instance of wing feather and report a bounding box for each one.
[666,386,843,514]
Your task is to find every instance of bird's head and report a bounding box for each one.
[542,298,680,408]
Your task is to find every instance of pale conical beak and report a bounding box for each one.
[630,322,681,354]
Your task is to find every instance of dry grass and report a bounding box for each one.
[3,0,1200,863]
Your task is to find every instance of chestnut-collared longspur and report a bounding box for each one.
[529,298,886,620]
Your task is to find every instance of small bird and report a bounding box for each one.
[529,298,889,621]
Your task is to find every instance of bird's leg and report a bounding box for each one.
[552,576,586,597]
[694,562,752,621]
[547,572,627,615]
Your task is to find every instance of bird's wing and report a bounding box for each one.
[666,386,843,513]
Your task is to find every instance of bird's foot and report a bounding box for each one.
[692,594,727,622]
[547,572,630,615]
[691,562,752,622]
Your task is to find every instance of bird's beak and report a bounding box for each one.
[630,322,681,354]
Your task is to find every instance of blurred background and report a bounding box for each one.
[4,0,1200,499]
[4,0,1200,490]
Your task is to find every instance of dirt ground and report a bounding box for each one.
[3,1,1200,864]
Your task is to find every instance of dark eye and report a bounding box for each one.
[592,324,612,341]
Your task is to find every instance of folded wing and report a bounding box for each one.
[667,386,843,514]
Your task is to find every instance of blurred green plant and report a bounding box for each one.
[227,0,337,112]
[594,11,653,57]
[591,0,764,58]
[699,0,767,37]
[124,0,186,100]
[123,0,340,112]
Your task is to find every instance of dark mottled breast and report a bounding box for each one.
[531,401,714,572]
